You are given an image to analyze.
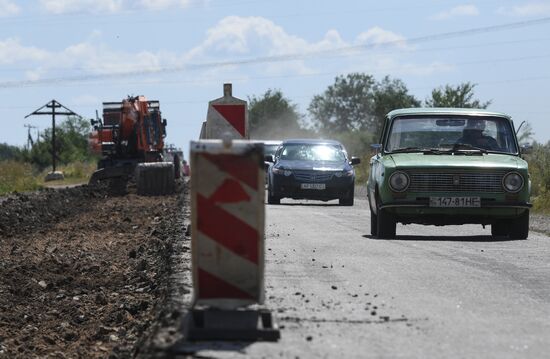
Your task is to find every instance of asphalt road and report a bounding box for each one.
[186,196,550,358]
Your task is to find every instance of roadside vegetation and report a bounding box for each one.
[0,117,97,195]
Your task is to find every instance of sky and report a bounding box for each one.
[1,0,549,157]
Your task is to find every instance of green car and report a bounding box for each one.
[367,108,531,239]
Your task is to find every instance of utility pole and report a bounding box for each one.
[24,124,38,148]
[25,100,82,178]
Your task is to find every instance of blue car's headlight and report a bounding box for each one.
[335,169,354,177]
[273,167,292,176]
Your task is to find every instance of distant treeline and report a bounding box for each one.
[1,116,96,170]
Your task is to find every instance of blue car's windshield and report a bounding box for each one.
[264,144,280,157]
[386,116,518,154]
[280,144,346,162]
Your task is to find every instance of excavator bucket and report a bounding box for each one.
[135,162,175,196]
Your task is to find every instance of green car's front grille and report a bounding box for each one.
[407,170,507,193]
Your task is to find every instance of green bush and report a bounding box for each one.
[0,160,42,194]
[525,142,550,212]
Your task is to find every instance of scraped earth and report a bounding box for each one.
[0,183,191,358]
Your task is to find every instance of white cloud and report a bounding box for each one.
[39,0,197,14]
[139,0,191,10]
[0,0,20,17]
[355,27,408,49]
[0,16,452,86]
[39,0,123,14]
[0,38,50,64]
[497,2,550,16]
[431,4,480,20]
[186,16,310,59]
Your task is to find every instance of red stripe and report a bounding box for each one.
[198,268,254,300]
[212,104,246,137]
[197,194,259,264]
[209,178,250,204]
[202,153,258,189]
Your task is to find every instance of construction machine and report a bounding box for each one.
[89,96,175,195]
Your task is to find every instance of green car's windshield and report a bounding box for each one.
[280,144,346,162]
[385,116,518,154]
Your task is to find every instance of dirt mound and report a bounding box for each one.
[0,186,108,238]
[0,183,189,358]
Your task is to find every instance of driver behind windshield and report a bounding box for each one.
[456,119,499,150]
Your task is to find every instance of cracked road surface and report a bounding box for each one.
[182,196,550,358]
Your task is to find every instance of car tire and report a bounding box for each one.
[339,186,354,206]
[267,189,280,205]
[509,210,529,239]
[491,220,508,237]
[377,208,396,239]
[375,191,396,239]
[370,207,378,236]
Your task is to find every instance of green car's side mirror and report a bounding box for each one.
[371,144,382,155]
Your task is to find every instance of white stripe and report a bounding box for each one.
[193,153,228,198]
[195,155,264,230]
[196,232,260,297]
[206,106,243,138]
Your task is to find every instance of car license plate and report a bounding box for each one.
[301,183,326,190]
[429,196,481,208]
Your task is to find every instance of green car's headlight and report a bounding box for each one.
[389,171,409,192]
[503,172,524,193]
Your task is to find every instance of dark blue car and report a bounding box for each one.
[266,139,360,205]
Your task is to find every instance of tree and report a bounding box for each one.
[248,89,307,139]
[25,116,95,169]
[372,76,420,135]
[425,82,491,109]
[308,73,376,133]
[0,143,24,161]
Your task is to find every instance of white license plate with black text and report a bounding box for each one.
[429,196,481,208]
[301,183,326,190]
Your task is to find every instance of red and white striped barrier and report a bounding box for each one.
[190,139,264,309]
[201,83,248,140]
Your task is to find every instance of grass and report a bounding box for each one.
[0,160,42,194]
[0,160,97,195]
[40,162,96,186]
[532,189,550,214]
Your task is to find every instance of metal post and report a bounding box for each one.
[52,101,56,172]
[24,99,83,176]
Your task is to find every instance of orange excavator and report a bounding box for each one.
[89,96,175,195]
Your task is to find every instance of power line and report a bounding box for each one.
[2,35,549,73]
[0,16,549,89]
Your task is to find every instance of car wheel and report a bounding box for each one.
[370,207,378,236]
[491,220,508,237]
[375,191,396,238]
[377,208,396,239]
[339,186,354,206]
[267,189,280,205]
[509,210,529,239]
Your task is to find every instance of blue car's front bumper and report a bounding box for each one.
[270,172,354,201]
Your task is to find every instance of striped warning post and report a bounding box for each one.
[190,140,264,309]
[202,83,249,140]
